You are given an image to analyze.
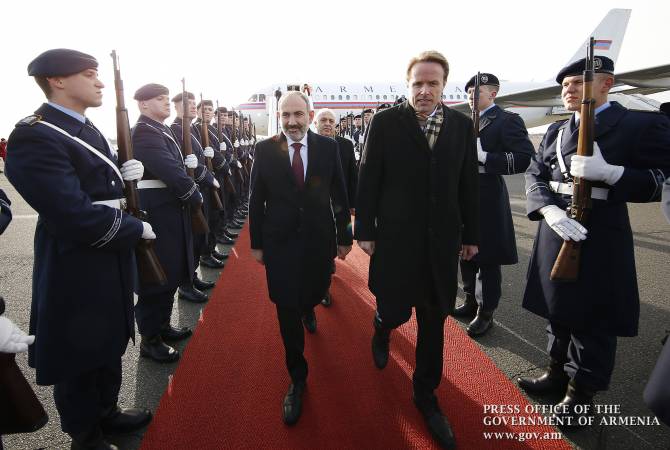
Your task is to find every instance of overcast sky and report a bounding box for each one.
[1,0,669,138]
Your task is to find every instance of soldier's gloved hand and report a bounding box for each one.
[234,140,240,148]
[570,142,624,185]
[203,146,215,158]
[184,154,198,169]
[141,221,156,240]
[476,138,487,164]
[120,159,144,181]
[540,205,588,241]
[358,134,365,145]
[0,316,34,353]
[213,178,220,189]
[220,142,227,151]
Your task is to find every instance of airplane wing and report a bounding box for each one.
[449,63,670,114]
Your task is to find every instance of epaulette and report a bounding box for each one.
[628,109,663,115]
[15,114,42,127]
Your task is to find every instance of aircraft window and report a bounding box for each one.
[383,95,387,100]
[252,95,258,102]
[456,95,460,100]
[338,95,342,100]
[376,95,380,100]
[449,95,453,99]
[346,95,350,100]
[259,94,266,102]
[354,94,358,100]
[442,94,446,99]
[368,94,373,100]
[331,95,335,100]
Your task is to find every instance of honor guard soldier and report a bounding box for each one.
[454,73,533,336]
[519,56,670,425]
[131,83,203,362]
[194,99,230,264]
[5,49,153,450]
[171,92,219,303]
[213,107,238,245]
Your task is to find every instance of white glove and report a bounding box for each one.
[141,221,156,240]
[213,178,220,189]
[234,140,240,148]
[358,134,365,144]
[476,138,487,164]
[120,159,144,181]
[203,146,215,158]
[570,142,624,185]
[540,205,588,241]
[184,154,198,169]
[354,150,361,161]
[0,316,34,353]
[220,142,227,151]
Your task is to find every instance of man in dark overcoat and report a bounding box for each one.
[249,91,352,426]
[455,72,534,336]
[519,56,670,425]
[5,49,153,449]
[355,50,479,449]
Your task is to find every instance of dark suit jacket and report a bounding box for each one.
[249,130,352,308]
[355,101,479,320]
[334,136,358,208]
[524,102,670,336]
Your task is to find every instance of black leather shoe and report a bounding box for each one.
[517,360,569,394]
[282,382,306,426]
[413,397,456,449]
[160,324,192,342]
[193,278,215,291]
[216,234,235,245]
[453,294,477,318]
[200,255,225,268]
[551,380,595,428]
[372,319,391,369]
[140,335,179,363]
[70,428,117,450]
[225,228,240,238]
[178,286,208,303]
[100,406,152,434]
[229,220,244,229]
[302,310,317,334]
[321,291,332,307]
[466,308,494,337]
[212,249,229,260]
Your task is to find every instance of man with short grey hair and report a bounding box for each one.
[249,91,353,425]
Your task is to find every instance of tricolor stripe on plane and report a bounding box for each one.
[594,39,612,50]
[238,100,462,110]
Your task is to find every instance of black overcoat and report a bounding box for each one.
[355,102,480,320]
[523,102,670,337]
[249,131,352,308]
[334,136,358,209]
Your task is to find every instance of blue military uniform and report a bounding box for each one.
[6,102,143,434]
[524,101,670,391]
[132,114,201,337]
[460,101,533,316]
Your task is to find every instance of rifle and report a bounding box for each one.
[199,94,224,211]
[550,37,596,282]
[181,79,210,234]
[471,71,481,138]
[230,109,244,180]
[216,101,236,195]
[110,50,167,286]
[240,114,251,179]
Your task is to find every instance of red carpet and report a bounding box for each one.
[140,226,571,450]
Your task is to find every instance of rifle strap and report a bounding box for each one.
[555,129,571,181]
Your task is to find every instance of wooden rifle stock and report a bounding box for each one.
[199,94,224,211]
[110,50,167,286]
[180,79,210,234]
[550,38,596,282]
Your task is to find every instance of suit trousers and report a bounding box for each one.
[276,305,314,384]
[376,291,447,411]
[135,290,177,337]
[547,321,617,392]
[460,260,502,311]
[53,359,122,435]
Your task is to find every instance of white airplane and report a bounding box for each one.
[239,9,670,135]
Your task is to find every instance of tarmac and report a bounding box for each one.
[1,140,669,449]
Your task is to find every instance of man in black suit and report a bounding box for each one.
[454,73,534,337]
[356,50,479,449]
[249,91,353,425]
[314,108,358,307]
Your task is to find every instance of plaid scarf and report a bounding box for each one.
[422,105,443,150]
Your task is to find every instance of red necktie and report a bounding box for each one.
[291,142,304,189]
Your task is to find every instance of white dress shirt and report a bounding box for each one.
[286,132,309,180]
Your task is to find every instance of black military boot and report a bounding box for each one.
[193,277,215,291]
[70,427,117,450]
[216,234,235,245]
[200,255,225,269]
[160,323,192,342]
[551,380,595,428]
[100,406,152,434]
[371,316,391,369]
[178,285,208,303]
[140,335,180,363]
[211,249,229,261]
[517,359,569,394]
[466,307,494,337]
[453,294,477,318]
